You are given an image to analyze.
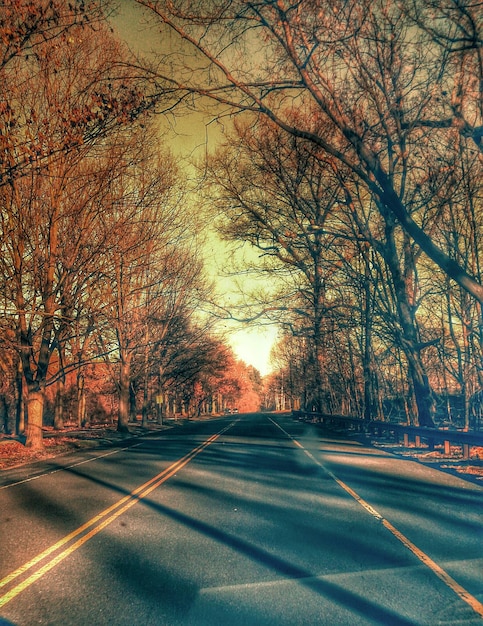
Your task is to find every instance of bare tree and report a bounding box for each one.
[403,0,483,152]
[0,1,150,187]
[92,126,216,431]
[138,0,483,305]
[0,9,152,448]
[205,113,442,423]
[206,117,352,411]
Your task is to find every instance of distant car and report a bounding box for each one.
[232,408,239,413]
[224,408,231,414]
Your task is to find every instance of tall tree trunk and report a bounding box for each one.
[0,396,8,434]
[156,367,164,425]
[463,385,470,432]
[54,378,65,430]
[141,324,150,427]
[384,221,436,427]
[77,371,87,427]
[362,258,382,420]
[129,383,136,423]
[142,382,149,427]
[313,304,324,413]
[405,355,435,427]
[157,399,164,425]
[118,358,131,433]
[25,389,44,450]
[15,360,24,435]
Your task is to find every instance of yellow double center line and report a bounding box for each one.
[0,424,233,609]
[270,417,483,620]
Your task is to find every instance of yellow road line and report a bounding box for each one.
[0,426,231,609]
[270,417,483,620]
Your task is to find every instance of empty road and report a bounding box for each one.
[0,413,482,625]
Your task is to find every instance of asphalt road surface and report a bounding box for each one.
[0,413,482,625]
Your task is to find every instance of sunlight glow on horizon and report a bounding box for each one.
[229,325,278,377]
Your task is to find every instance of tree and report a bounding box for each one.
[402,0,483,152]
[206,117,349,409]
[152,315,227,418]
[138,0,483,305]
[420,139,483,428]
[205,113,440,423]
[0,6,152,448]
[0,1,150,187]
[0,322,20,434]
[0,1,102,72]
[91,126,192,432]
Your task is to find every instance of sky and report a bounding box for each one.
[111,1,277,376]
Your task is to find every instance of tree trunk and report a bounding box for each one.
[362,258,382,420]
[463,385,470,432]
[141,376,149,427]
[15,360,24,435]
[383,221,436,427]
[25,389,45,449]
[157,400,164,425]
[403,374,419,426]
[313,309,325,413]
[54,378,65,430]
[142,325,150,427]
[77,372,87,428]
[117,359,130,433]
[129,383,136,423]
[406,356,435,427]
[0,396,8,434]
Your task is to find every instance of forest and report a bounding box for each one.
[1,1,483,449]
[134,0,483,432]
[0,0,268,449]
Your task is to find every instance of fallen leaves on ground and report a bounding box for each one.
[373,442,483,481]
[0,422,176,471]
[0,437,100,470]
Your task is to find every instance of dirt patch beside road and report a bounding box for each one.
[371,440,483,484]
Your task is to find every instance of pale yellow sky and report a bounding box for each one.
[111,1,277,375]
[229,325,278,376]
